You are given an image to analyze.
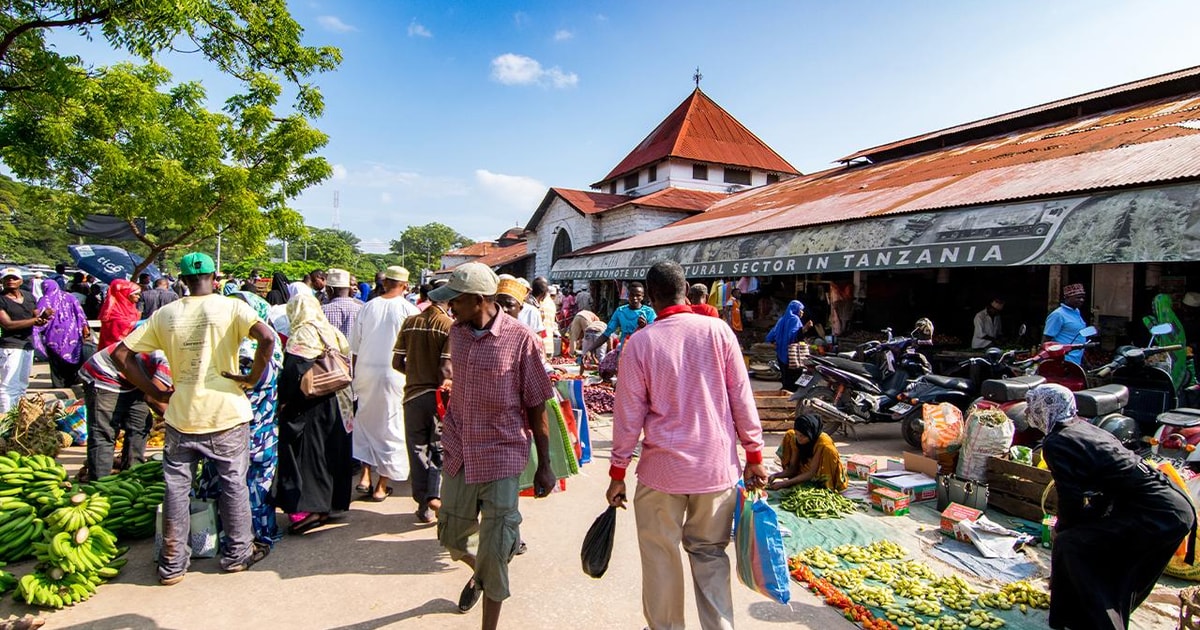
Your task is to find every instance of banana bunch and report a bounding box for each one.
[848,583,896,608]
[797,546,842,570]
[91,476,157,538]
[976,591,1014,611]
[44,493,109,533]
[33,526,121,575]
[0,563,16,595]
[126,460,164,485]
[957,609,1005,629]
[0,498,44,562]
[998,580,1049,610]
[0,452,62,492]
[16,567,100,609]
[824,567,869,589]
[865,540,908,560]
[885,605,922,627]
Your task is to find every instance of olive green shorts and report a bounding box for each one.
[437,472,522,602]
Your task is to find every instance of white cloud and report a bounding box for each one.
[408,19,432,38]
[317,15,356,33]
[595,14,608,22]
[514,12,530,28]
[475,170,546,209]
[380,192,393,204]
[490,53,579,89]
[554,29,573,41]
[331,164,348,180]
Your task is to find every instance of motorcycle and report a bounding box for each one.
[1088,323,1183,438]
[1150,408,1200,469]
[1029,325,1099,391]
[897,347,1026,449]
[790,325,933,437]
[1073,383,1139,449]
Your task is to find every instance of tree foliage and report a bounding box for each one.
[390,223,474,278]
[0,0,341,116]
[0,62,332,275]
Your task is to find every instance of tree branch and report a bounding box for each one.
[0,5,122,66]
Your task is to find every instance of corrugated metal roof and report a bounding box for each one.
[473,241,529,268]
[595,89,799,187]
[443,242,497,257]
[580,90,1200,255]
[841,65,1200,163]
[552,188,627,215]
[614,188,729,213]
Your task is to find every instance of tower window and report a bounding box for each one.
[648,165,657,182]
[723,168,751,185]
[693,164,708,180]
[624,173,639,191]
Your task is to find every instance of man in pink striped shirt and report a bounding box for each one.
[606,260,767,630]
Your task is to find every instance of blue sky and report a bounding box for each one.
[49,1,1200,253]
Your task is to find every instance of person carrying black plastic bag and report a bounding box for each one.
[1028,383,1196,629]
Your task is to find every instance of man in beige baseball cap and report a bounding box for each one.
[428,262,497,303]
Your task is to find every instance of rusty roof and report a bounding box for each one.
[443,241,497,258]
[579,88,1200,255]
[524,187,628,232]
[842,64,1200,164]
[472,241,529,268]
[612,187,729,213]
[594,88,799,187]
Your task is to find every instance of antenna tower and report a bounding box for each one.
[332,190,341,229]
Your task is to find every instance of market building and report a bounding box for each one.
[552,65,1200,351]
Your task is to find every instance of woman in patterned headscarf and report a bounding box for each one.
[32,279,91,387]
[273,293,354,535]
[196,291,284,546]
[769,413,847,492]
[1028,383,1195,630]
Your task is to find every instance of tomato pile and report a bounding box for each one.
[789,558,898,630]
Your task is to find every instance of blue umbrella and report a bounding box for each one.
[67,244,161,285]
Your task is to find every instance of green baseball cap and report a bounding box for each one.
[179,252,216,276]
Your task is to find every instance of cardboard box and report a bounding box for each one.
[940,503,983,541]
[903,451,939,478]
[868,471,938,503]
[847,455,878,480]
[871,487,911,516]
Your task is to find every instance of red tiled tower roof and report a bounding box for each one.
[594,88,799,187]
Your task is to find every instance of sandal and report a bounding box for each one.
[355,483,371,494]
[225,543,270,573]
[370,487,393,502]
[288,513,325,535]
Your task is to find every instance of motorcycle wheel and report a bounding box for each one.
[799,386,846,436]
[901,410,923,450]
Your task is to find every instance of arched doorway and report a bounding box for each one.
[552,228,573,264]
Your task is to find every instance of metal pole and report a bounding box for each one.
[215,233,222,272]
[283,240,289,262]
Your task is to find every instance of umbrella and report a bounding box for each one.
[67,244,161,285]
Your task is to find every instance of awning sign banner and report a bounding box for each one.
[551,183,1200,280]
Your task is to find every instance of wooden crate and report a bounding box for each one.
[755,391,796,432]
[986,456,1058,522]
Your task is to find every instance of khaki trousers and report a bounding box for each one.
[634,483,736,630]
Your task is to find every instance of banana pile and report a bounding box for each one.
[998,581,1050,610]
[16,491,128,609]
[90,461,164,539]
[0,564,16,595]
[797,546,841,570]
[0,498,44,562]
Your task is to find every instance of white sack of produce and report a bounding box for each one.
[956,408,1014,482]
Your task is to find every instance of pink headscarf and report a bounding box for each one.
[98,279,142,350]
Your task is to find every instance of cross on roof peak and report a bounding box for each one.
[693,67,702,88]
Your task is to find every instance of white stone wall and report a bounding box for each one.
[531,197,598,279]
[439,254,477,269]
[599,207,690,242]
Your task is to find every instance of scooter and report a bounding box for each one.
[1088,323,1183,438]
[791,326,933,437]
[1073,383,1139,450]
[897,347,1026,449]
[1150,408,1200,469]
[1029,325,1099,391]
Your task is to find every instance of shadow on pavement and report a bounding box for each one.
[324,599,459,629]
[748,600,831,623]
[51,613,181,630]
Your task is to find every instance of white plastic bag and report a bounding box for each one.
[956,408,1015,482]
[154,499,220,560]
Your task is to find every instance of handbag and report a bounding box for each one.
[936,473,989,511]
[300,337,353,398]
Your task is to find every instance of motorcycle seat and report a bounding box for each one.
[1074,384,1129,417]
[814,356,882,381]
[1158,408,1200,428]
[980,375,1046,403]
[923,375,973,392]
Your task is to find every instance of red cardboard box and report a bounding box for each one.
[847,455,878,480]
[871,487,910,516]
[940,502,983,540]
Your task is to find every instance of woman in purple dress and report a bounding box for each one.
[32,279,91,387]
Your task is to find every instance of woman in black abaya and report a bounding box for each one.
[272,293,354,535]
[1028,384,1195,629]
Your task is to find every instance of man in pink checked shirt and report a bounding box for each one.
[606,260,768,630]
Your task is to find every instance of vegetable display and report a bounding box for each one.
[778,485,860,519]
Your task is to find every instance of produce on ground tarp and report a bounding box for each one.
[777,485,861,519]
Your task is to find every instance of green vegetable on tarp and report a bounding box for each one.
[777,485,860,519]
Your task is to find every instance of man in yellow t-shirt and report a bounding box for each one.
[113,252,276,585]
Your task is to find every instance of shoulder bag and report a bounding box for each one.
[300,336,353,398]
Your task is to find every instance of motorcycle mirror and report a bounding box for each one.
[1018,323,1027,336]
[1150,323,1174,336]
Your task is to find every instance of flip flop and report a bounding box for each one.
[370,487,393,502]
[355,483,371,494]
[288,513,324,535]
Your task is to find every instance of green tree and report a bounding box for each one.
[297,228,360,268]
[0,63,331,275]
[0,0,340,116]
[390,223,473,278]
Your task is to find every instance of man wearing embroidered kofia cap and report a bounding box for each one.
[1043,283,1089,365]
